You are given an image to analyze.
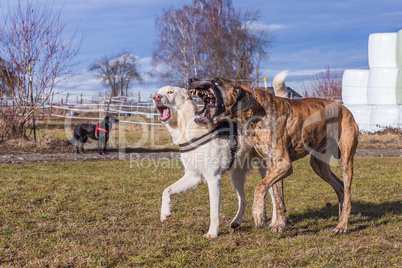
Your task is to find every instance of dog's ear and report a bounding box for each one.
[229,86,254,115]
[233,83,242,99]
[104,115,110,122]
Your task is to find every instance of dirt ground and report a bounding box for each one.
[0,126,400,163]
[0,146,399,164]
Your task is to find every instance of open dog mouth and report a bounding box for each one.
[188,83,220,125]
[156,106,171,122]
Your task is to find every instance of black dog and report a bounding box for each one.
[67,115,119,154]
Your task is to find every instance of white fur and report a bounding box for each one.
[273,70,289,98]
[154,86,278,238]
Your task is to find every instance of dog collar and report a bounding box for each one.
[247,87,257,118]
[240,87,258,135]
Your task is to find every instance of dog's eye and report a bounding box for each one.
[211,77,221,86]
[167,91,174,94]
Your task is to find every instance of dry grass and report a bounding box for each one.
[0,119,178,154]
[0,157,400,267]
[0,119,400,154]
[359,128,401,149]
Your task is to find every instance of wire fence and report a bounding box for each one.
[0,95,163,126]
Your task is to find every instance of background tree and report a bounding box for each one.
[0,0,82,142]
[201,1,273,84]
[152,5,206,85]
[302,65,342,101]
[152,0,274,87]
[0,57,15,98]
[89,50,143,97]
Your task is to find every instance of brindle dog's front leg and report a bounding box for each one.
[252,154,293,229]
[268,181,287,233]
[257,164,287,233]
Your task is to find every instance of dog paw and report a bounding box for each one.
[333,226,348,234]
[160,213,170,222]
[253,213,266,229]
[203,233,217,239]
[230,221,241,229]
[270,224,285,233]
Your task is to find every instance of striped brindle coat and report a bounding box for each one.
[188,72,359,234]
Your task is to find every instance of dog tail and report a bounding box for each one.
[273,70,289,98]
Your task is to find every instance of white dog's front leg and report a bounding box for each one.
[230,167,248,229]
[267,187,277,226]
[161,171,203,222]
[160,188,172,222]
[204,176,221,238]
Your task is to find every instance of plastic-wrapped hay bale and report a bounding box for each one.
[397,30,402,68]
[344,104,373,132]
[397,69,402,105]
[342,69,369,104]
[370,105,399,131]
[368,33,397,68]
[367,68,398,105]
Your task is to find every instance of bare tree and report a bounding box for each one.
[152,0,274,87]
[202,3,274,84]
[89,50,143,97]
[153,5,206,85]
[0,57,15,98]
[0,0,82,141]
[302,65,342,100]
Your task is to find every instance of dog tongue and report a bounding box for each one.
[161,108,170,121]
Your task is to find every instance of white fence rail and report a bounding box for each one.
[0,97,163,126]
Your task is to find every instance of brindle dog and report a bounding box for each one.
[188,76,359,234]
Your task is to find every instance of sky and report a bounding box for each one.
[2,0,402,100]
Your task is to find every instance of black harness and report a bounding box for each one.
[178,121,239,169]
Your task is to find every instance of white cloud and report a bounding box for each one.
[246,21,288,32]
[266,23,288,31]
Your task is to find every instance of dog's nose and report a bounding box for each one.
[153,94,162,101]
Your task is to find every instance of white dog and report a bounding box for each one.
[153,73,288,238]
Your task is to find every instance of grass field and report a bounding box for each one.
[0,157,400,267]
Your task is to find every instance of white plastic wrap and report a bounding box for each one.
[344,104,373,132]
[368,33,397,68]
[397,30,402,68]
[367,68,398,105]
[342,69,369,104]
[370,105,400,131]
[399,106,402,129]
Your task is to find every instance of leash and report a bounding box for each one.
[178,122,239,169]
[178,128,221,153]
